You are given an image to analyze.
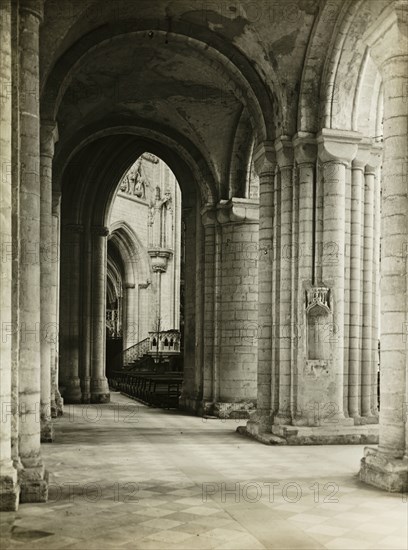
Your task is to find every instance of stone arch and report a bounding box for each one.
[297,0,345,133]
[227,109,254,198]
[108,222,152,289]
[317,0,387,133]
[41,19,278,142]
[55,122,218,212]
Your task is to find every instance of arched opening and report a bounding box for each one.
[106,153,184,403]
[50,4,275,416]
[2,0,408,532]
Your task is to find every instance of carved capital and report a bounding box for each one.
[201,204,217,227]
[40,120,58,158]
[91,226,110,237]
[52,191,61,212]
[148,248,172,273]
[367,143,383,172]
[317,128,361,166]
[352,138,373,171]
[216,198,259,224]
[293,132,317,166]
[253,141,276,176]
[123,282,136,290]
[275,136,294,168]
[19,0,44,20]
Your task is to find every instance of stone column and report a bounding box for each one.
[201,206,217,413]
[371,150,382,417]
[51,191,63,416]
[215,199,259,416]
[39,121,57,442]
[293,133,317,425]
[0,0,19,511]
[179,206,198,410]
[80,230,91,403]
[246,142,276,435]
[59,223,82,403]
[361,163,375,417]
[275,137,294,425]
[90,226,110,403]
[360,3,408,491]
[348,144,370,421]
[317,129,360,423]
[18,0,48,502]
[123,282,136,349]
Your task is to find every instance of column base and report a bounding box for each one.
[40,418,54,443]
[62,379,82,404]
[354,415,379,425]
[237,422,379,445]
[0,463,20,511]
[54,389,64,416]
[274,412,293,425]
[19,466,48,503]
[201,400,256,419]
[359,447,408,492]
[90,378,110,403]
[179,393,201,414]
[90,393,110,404]
[236,410,281,445]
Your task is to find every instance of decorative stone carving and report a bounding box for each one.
[305,286,331,314]
[142,152,159,164]
[148,248,173,273]
[91,225,110,237]
[119,159,148,198]
[149,187,172,248]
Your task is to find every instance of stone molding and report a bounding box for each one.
[253,140,276,176]
[201,204,217,227]
[275,135,294,168]
[91,225,110,237]
[317,128,362,165]
[139,280,151,290]
[148,248,173,273]
[364,1,408,68]
[293,132,317,166]
[367,143,383,173]
[40,121,58,158]
[216,198,259,224]
[123,282,136,289]
[19,0,43,20]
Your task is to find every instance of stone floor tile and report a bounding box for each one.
[1,394,405,550]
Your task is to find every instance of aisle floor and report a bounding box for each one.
[1,393,406,550]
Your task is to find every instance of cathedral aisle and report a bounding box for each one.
[1,393,406,550]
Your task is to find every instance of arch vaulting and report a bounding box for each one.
[1,0,407,518]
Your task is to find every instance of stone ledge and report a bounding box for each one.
[203,400,256,419]
[237,423,379,445]
[236,425,287,445]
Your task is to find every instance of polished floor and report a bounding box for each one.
[1,392,406,550]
